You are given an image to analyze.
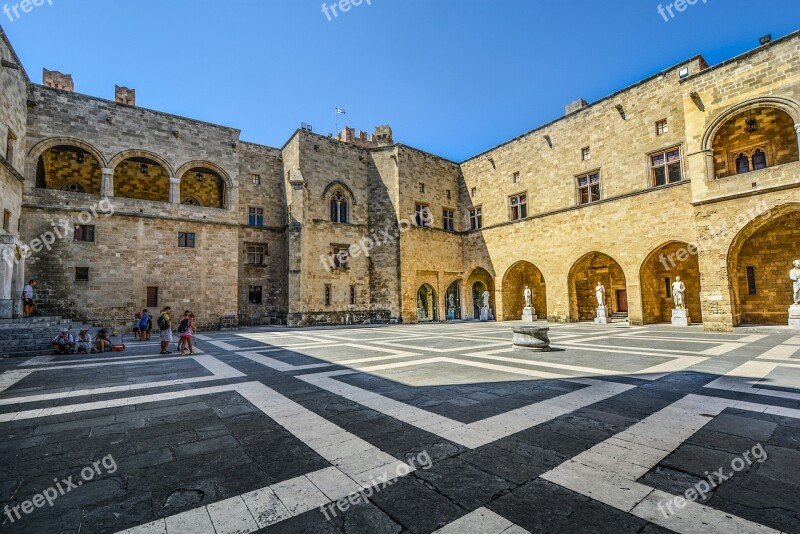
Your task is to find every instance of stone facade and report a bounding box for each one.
[0,24,798,331]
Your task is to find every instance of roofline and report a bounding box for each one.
[0,24,30,82]
[460,55,705,164]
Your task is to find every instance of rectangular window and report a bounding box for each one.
[577,172,601,205]
[75,267,89,282]
[252,174,261,185]
[146,287,159,308]
[246,244,267,265]
[581,147,591,161]
[178,232,196,248]
[471,187,477,198]
[509,193,528,221]
[656,119,668,136]
[746,266,757,295]
[249,285,263,304]
[512,172,521,184]
[665,277,672,298]
[469,207,483,230]
[324,284,332,306]
[2,210,10,233]
[332,246,349,269]
[443,209,454,232]
[446,189,451,200]
[349,285,356,305]
[74,225,95,242]
[248,207,264,227]
[5,128,16,167]
[419,183,425,193]
[651,148,682,187]
[415,204,431,227]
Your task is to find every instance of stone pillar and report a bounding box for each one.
[169,176,181,204]
[794,124,800,153]
[0,236,22,319]
[100,167,114,197]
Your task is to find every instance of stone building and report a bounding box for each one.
[0,24,797,331]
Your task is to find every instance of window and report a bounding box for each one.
[2,210,10,233]
[330,191,348,223]
[249,286,263,304]
[5,128,15,167]
[509,193,527,221]
[178,232,196,248]
[146,287,159,308]
[650,148,682,186]
[349,285,356,305]
[512,172,520,184]
[581,147,591,161]
[443,209,454,232]
[446,189,451,200]
[75,267,89,282]
[664,277,672,298]
[415,204,431,227]
[469,207,483,230]
[324,284,332,306]
[246,244,267,265]
[62,182,85,194]
[248,207,264,226]
[74,225,95,242]
[419,183,425,193]
[746,266,757,295]
[577,172,601,205]
[736,153,750,174]
[752,149,767,171]
[332,246,349,269]
[252,174,261,185]
[470,187,477,198]
[656,119,668,136]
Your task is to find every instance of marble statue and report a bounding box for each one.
[524,286,532,308]
[448,293,455,308]
[791,260,800,305]
[672,276,686,310]
[595,282,606,308]
[482,291,491,308]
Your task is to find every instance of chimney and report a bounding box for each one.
[42,69,74,92]
[565,98,588,115]
[115,85,136,106]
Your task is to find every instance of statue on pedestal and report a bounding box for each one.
[672,276,686,310]
[595,282,606,308]
[482,291,491,309]
[524,286,532,308]
[791,260,800,305]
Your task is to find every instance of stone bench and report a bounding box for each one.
[512,325,551,352]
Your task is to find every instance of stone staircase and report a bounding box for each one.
[0,316,92,358]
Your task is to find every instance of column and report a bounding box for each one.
[794,124,800,152]
[169,176,181,205]
[100,167,114,197]
[0,237,19,318]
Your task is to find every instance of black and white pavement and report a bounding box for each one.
[1,322,799,533]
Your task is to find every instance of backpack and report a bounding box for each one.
[177,318,189,333]
[138,315,149,330]
[157,314,169,331]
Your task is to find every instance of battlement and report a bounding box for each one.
[336,125,393,148]
[42,68,73,92]
[115,85,136,106]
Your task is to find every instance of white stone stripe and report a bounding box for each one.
[20,349,207,367]
[705,360,800,400]
[757,343,800,360]
[701,342,745,355]
[433,507,530,534]
[738,334,769,343]
[19,355,54,366]
[0,370,33,393]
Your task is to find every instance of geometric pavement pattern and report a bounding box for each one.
[0,322,798,533]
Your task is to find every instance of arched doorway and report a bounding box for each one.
[417,284,437,322]
[568,252,627,321]
[640,242,702,324]
[445,281,462,320]
[466,267,495,320]
[728,206,800,325]
[35,145,103,194]
[502,261,547,320]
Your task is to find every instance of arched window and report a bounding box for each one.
[330,191,348,223]
[752,149,767,171]
[182,197,201,206]
[62,182,85,193]
[735,153,750,175]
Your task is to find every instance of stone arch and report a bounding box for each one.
[416,283,437,322]
[702,96,800,151]
[568,251,627,321]
[108,149,175,176]
[727,203,800,325]
[321,180,356,205]
[109,150,174,203]
[502,261,547,321]
[27,137,108,169]
[28,138,106,193]
[465,267,495,320]
[176,161,231,209]
[639,241,702,324]
[445,279,462,321]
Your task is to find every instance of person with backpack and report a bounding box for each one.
[177,310,196,356]
[157,306,173,355]
[139,309,152,341]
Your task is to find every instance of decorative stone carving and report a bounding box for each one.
[512,326,551,352]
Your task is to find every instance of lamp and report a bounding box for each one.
[140,163,148,174]
[746,110,759,133]
[76,152,84,164]
[195,172,204,183]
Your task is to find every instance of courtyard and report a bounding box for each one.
[1,321,799,533]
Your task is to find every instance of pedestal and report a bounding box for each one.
[447,307,456,321]
[522,307,537,322]
[789,305,800,330]
[594,307,608,325]
[480,306,491,322]
[671,308,691,327]
[512,326,551,352]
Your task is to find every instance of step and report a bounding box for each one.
[0,316,69,325]
[0,348,56,359]
[0,320,74,331]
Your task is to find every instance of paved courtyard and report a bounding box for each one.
[1,321,799,533]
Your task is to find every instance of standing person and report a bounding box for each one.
[178,312,196,356]
[157,306,173,355]
[22,280,36,318]
[139,309,152,341]
[177,310,190,355]
[133,312,142,341]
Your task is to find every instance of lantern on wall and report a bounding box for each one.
[746,110,759,133]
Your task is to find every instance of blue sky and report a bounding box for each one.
[3,0,797,161]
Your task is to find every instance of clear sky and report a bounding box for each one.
[2,0,797,161]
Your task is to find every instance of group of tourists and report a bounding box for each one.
[51,328,111,355]
[150,306,197,356]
